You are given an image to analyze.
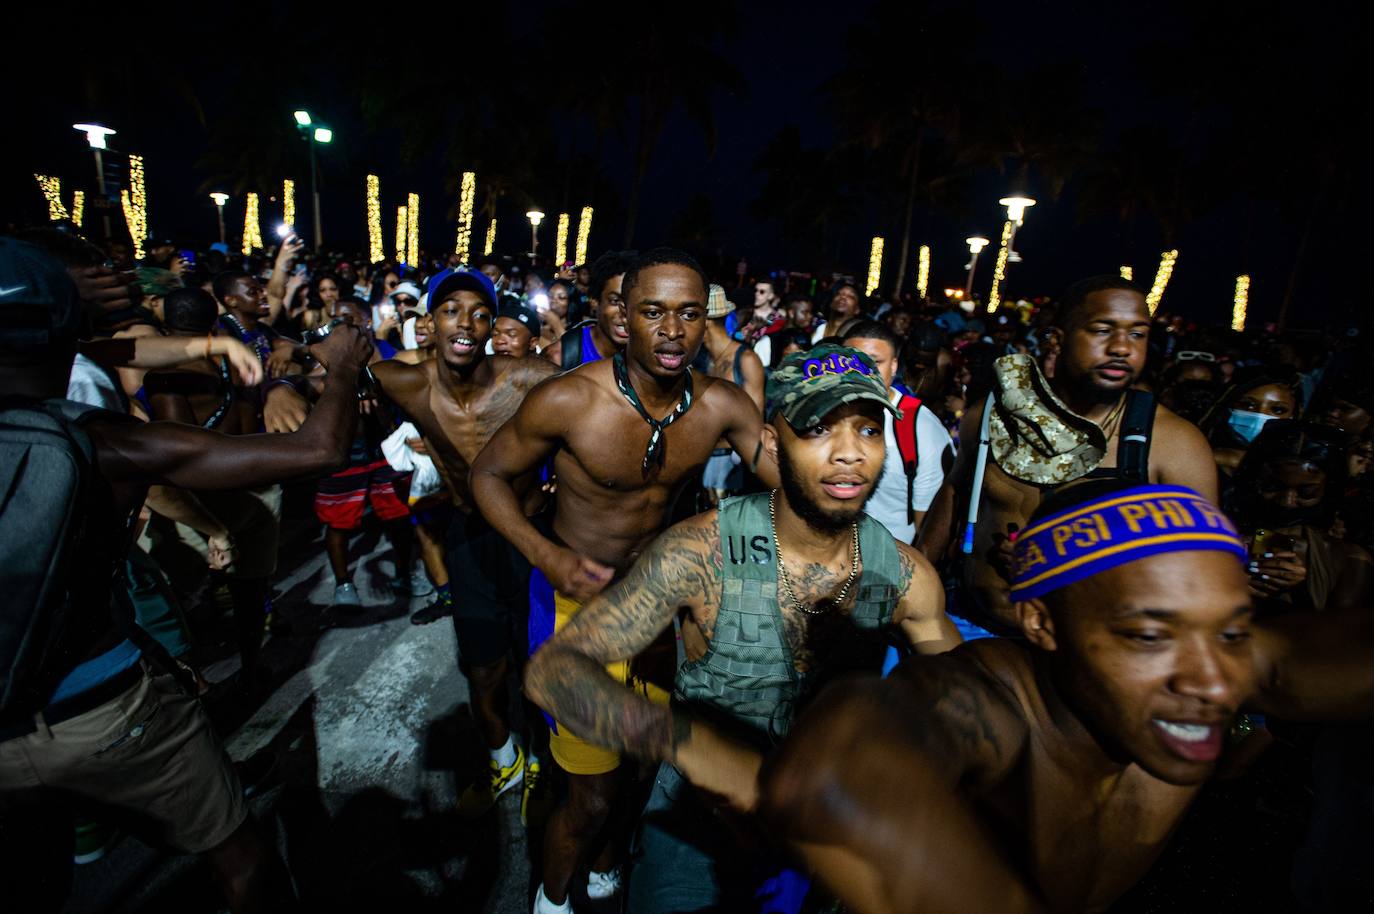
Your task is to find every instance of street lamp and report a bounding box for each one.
[998,194,1036,263]
[293,110,333,248]
[964,236,989,297]
[526,209,545,259]
[209,192,229,245]
[73,122,116,238]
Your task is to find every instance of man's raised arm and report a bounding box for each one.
[760,653,1039,914]
[90,325,370,491]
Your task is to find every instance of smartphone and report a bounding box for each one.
[378,302,397,323]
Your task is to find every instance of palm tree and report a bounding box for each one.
[823,0,976,292]
[553,0,745,246]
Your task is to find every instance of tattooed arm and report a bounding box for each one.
[525,512,761,805]
[760,651,1040,914]
[892,542,962,654]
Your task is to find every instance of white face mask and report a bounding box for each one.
[1228,409,1274,444]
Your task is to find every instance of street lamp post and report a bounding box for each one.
[964,236,990,298]
[526,210,545,261]
[293,110,333,248]
[998,194,1036,263]
[209,193,229,244]
[73,123,115,239]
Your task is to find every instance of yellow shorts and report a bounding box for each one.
[547,589,670,776]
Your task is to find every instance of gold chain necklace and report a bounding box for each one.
[769,490,860,616]
[1098,394,1128,441]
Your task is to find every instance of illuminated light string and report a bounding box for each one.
[865,236,884,297]
[554,213,570,267]
[241,192,263,255]
[484,219,497,256]
[366,175,384,265]
[1232,274,1250,332]
[575,206,593,265]
[1120,265,1133,281]
[1145,249,1179,315]
[35,175,68,221]
[916,244,931,299]
[71,191,84,228]
[407,193,420,268]
[454,171,476,263]
[119,155,150,260]
[283,179,296,228]
[396,205,408,264]
[986,220,1015,312]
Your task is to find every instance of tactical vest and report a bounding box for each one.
[674,492,901,744]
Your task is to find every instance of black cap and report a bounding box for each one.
[0,237,83,351]
[498,302,542,337]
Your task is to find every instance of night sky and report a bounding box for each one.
[3,0,1359,329]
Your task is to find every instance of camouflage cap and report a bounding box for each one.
[766,343,900,426]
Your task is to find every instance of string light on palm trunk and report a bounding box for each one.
[126,154,148,259]
[407,193,420,267]
[916,244,931,299]
[454,171,476,262]
[71,190,84,228]
[986,220,1014,312]
[366,175,384,264]
[283,179,295,228]
[396,205,408,264]
[35,175,67,221]
[1119,265,1133,281]
[242,192,263,255]
[484,218,497,256]
[554,212,570,266]
[1145,249,1179,315]
[1232,274,1250,332]
[575,206,593,264]
[865,236,884,297]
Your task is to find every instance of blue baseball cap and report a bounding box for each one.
[428,267,497,311]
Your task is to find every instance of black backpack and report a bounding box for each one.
[0,398,115,717]
[559,320,598,370]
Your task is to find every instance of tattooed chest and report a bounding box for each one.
[775,561,860,672]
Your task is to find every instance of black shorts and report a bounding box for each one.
[445,511,533,669]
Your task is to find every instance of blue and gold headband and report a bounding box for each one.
[1009,485,1247,601]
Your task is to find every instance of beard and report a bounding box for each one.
[776,440,883,535]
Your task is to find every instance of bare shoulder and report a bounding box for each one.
[895,541,942,604]
[493,352,559,386]
[371,356,428,393]
[887,641,1031,780]
[1149,399,1217,496]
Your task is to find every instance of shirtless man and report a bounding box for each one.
[524,345,959,912]
[700,283,765,505]
[761,478,1374,913]
[922,276,1218,633]
[366,267,558,818]
[470,247,775,914]
[145,287,282,692]
[543,249,634,368]
[211,270,311,432]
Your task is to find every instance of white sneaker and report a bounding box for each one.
[409,568,434,597]
[587,867,622,900]
[533,883,572,914]
[332,582,361,608]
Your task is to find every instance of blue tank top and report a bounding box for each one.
[580,324,601,364]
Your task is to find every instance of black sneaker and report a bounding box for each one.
[409,595,451,625]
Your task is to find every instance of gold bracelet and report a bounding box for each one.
[204,334,214,360]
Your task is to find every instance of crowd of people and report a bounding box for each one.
[2,219,1372,914]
